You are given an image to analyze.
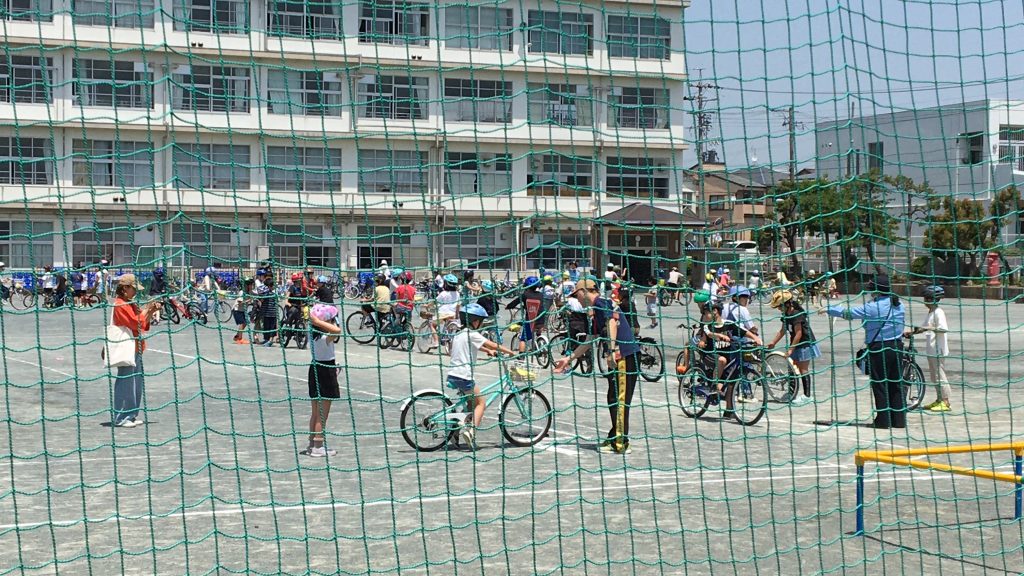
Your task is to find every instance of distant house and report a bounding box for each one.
[687,162,815,241]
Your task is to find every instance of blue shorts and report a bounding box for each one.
[446,375,476,393]
[232,310,246,325]
[521,321,544,342]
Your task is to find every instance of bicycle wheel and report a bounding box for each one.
[400,392,456,452]
[903,361,926,410]
[188,303,208,325]
[164,303,181,325]
[21,292,36,309]
[442,321,460,356]
[294,323,308,350]
[214,301,232,323]
[730,368,767,426]
[346,312,377,345]
[534,335,551,369]
[638,340,664,382]
[415,320,436,353]
[396,320,415,352]
[378,320,394,349]
[678,369,711,418]
[280,325,294,348]
[344,284,360,300]
[80,293,99,308]
[763,351,797,403]
[500,388,552,447]
[658,289,672,307]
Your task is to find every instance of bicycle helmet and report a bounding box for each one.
[607,263,614,269]
[922,285,945,301]
[706,273,714,281]
[808,269,816,276]
[522,275,540,288]
[0,261,5,268]
[693,289,711,304]
[733,286,752,299]
[392,267,405,277]
[480,280,494,291]
[562,271,570,278]
[443,273,459,284]
[291,272,302,282]
[153,268,164,276]
[317,275,328,283]
[464,303,488,320]
[542,275,553,283]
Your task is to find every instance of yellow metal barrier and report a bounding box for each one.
[854,442,1024,535]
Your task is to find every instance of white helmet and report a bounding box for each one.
[724,268,730,274]
[0,261,5,268]
[380,259,388,266]
[809,269,816,276]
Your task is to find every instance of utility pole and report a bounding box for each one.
[774,106,804,181]
[684,70,720,273]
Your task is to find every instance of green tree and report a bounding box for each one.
[924,196,991,275]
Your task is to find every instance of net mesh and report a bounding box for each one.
[3,0,1024,573]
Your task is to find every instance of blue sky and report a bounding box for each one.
[681,0,1024,171]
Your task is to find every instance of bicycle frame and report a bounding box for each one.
[401,364,536,430]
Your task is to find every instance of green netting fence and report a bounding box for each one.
[2,0,1024,573]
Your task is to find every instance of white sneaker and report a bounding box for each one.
[303,446,337,458]
[460,426,478,451]
[114,419,138,428]
[791,395,814,406]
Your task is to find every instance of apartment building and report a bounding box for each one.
[0,0,693,274]
[815,99,1024,245]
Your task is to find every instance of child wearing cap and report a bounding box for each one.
[303,303,342,457]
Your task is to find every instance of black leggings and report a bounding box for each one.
[868,343,905,429]
[605,353,639,443]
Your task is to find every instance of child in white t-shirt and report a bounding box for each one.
[906,286,951,412]
[446,304,515,450]
[645,279,659,328]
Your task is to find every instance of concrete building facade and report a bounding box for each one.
[0,0,694,275]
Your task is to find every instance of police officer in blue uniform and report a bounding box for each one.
[822,274,907,429]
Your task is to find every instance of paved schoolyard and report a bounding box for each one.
[1,295,1023,574]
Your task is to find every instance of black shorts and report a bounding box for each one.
[308,360,340,399]
[232,310,246,325]
[262,316,277,333]
[667,282,678,289]
[73,290,85,297]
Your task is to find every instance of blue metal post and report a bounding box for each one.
[856,465,865,535]
[1014,451,1022,521]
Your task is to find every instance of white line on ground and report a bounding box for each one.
[0,466,971,531]
[5,357,78,379]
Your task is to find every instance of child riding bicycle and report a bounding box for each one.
[447,303,516,450]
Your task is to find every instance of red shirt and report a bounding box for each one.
[394,284,416,311]
[112,298,150,354]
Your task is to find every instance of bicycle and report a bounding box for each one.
[160,295,208,325]
[901,334,926,410]
[678,341,768,426]
[635,336,665,382]
[399,359,552,451]
[548,329,598,375]
[279,304,309,349]
[414,308,460,355]
[378,309,415,351]
[507,323,551,369]
[211,290,234,323]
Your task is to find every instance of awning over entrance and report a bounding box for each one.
[595,202,704,228]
